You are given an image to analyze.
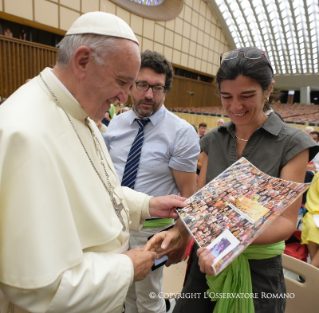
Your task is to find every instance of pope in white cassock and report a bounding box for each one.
[0,12,186,313]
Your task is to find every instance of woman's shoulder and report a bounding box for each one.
[203,122,232,140]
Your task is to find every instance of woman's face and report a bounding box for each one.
[220,75,274,128]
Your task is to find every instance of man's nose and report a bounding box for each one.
[144,87,154,99]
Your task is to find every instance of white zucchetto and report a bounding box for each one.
[66,12,139,45]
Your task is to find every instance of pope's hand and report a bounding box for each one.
[124,248,156,282]
[149,195,186,219]
[197,247,216,276]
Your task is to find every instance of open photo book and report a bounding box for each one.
[177,157,310,275]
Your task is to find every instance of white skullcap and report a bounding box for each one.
[66,12,139,45]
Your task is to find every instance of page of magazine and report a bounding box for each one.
[177,157,310,274]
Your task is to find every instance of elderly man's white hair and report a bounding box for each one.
[56,34,119,66]
[305,126,315,134]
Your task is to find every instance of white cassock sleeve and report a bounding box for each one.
[0,252,134,313]
[122,186,152,231]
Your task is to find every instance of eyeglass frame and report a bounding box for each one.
[220,48,273,73]
[135,82,167,94]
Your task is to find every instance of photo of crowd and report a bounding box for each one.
[177,157,310,274]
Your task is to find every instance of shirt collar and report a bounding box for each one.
[220,111,283,137]
[128,104,165,126]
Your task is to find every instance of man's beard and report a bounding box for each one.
[132,97,159,118]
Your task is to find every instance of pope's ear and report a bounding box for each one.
[72,46,92,79]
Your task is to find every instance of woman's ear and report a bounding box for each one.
[265,80,275,99]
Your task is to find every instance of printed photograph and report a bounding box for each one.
[207,229,240,264]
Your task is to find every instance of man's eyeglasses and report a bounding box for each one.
[220,48,273,73]
[135,82,166,94]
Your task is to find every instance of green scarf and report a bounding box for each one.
[206,241,285,313]
[143,218,174,228]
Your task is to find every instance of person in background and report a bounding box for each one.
[309,131,319,143]
[117,102,126,115]
[196,123,207,176]
[301,171,319,268]
[95,120,107,136]
[191,124,198,134]
[305,126,315,134]
[146,47,319,313]
[0,12,186,313]
[105,50,199,313]
[4,28,13,37]
[20,28,27,40]
[308,131,319,172]
[216,118,224,127]
[198,122,207,138]
[102,101,117,126]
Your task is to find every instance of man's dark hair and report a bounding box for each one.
[199,123,207,128]
[140,50,173,92]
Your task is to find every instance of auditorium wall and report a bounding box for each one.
[0,0,229,77]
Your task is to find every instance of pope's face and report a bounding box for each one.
[80,39,141,120]
[130,67,166,118]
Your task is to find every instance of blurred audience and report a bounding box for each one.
[20,28,27,40]
[309,131,319,172]
[198,123,207,138]
[117,103,126,115]
[102,102,117,126]
[95,120,107,136]
[310,131,319,143]
[216,118,224,127]
[4,29,13,37]
[305,126,315,134]
[191,124,198,134]
[301,171,319,268]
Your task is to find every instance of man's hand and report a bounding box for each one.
[197,247,216,276]
[144,228,183,255]
[165,232,191,267]
[124,248,156,282]
[149,195,186,219]
[144,219,191,266]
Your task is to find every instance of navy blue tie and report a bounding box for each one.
[121,118,150,189]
